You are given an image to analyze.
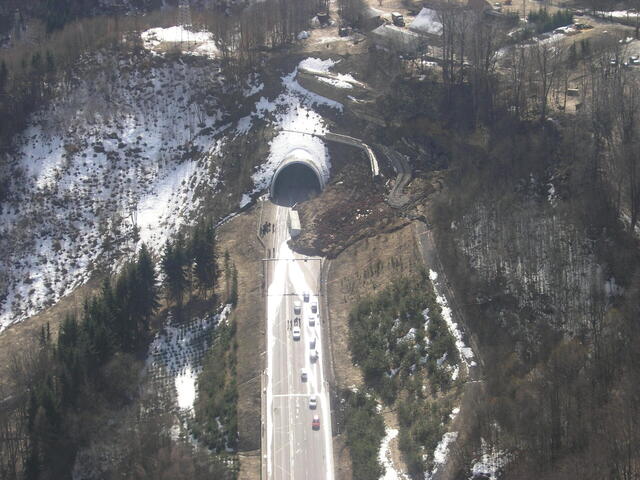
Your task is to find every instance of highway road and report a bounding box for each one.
[264,197,334,480]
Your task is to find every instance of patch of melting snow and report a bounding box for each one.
[429,270,476,367]
[469,438,510,480]
[427,431,459,480]
[141,26,219,57]
[379,427,410,480]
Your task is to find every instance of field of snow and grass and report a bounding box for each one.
[147,304,232,412]
[0,50,231,330]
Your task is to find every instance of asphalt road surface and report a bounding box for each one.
[264,198,334,480]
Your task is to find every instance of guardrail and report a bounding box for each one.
[279,129,380,179]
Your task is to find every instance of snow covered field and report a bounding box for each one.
[0,51,230,331]
[147,304,232,412]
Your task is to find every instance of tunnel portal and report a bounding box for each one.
[270,151,324,207]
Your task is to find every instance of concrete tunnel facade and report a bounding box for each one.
[269,147,326,198]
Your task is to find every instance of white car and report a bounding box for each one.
[309,395,317,409]
[310,349,318,362]
[293,326,301,340]
[303,292,310,302]
[301,369,308,381]
[311,301,318,314]
[293,300,302,314]
[308,315,316,327]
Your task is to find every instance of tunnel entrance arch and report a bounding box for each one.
[269,149,325,206]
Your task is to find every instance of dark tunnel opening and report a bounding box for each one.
[271,163,322,207]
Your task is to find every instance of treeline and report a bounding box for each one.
[0,0,166,35]
[527,8,574,34]
[194,0,327,81]
[1,216,229,478]
[5,245,158,479]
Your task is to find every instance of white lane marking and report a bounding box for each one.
[273,394,315,398]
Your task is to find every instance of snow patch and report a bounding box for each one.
[379,428,410,480]
[469,438,510,480]
[409,8,443,36]
[427,431,459,479]
[429,270,476,367]
[141,26,219,57]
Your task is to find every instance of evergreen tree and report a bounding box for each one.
[192,221,218,297]
[162,239,187,308]
[133,243,160,333]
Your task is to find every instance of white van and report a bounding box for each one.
[293,300,302,315]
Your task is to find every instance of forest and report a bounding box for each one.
[0,217,233,479]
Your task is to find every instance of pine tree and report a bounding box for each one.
[134,243,160,333]
[112,266,134,351]
[192,221,218,297]
[162,239,187,308]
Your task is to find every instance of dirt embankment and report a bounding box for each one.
[290,157,409,258]
[326,222,423,480]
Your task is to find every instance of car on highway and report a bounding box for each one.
[310,336,317,349]
[303,292,309,302]
[312,415,320,429]
[311,301,318,313]
[301,368,308,381]
[293,326,301,340]
[309,395,317,409]
[310,349,318,362]
[294,300,302,314]
[308,315,316,327]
